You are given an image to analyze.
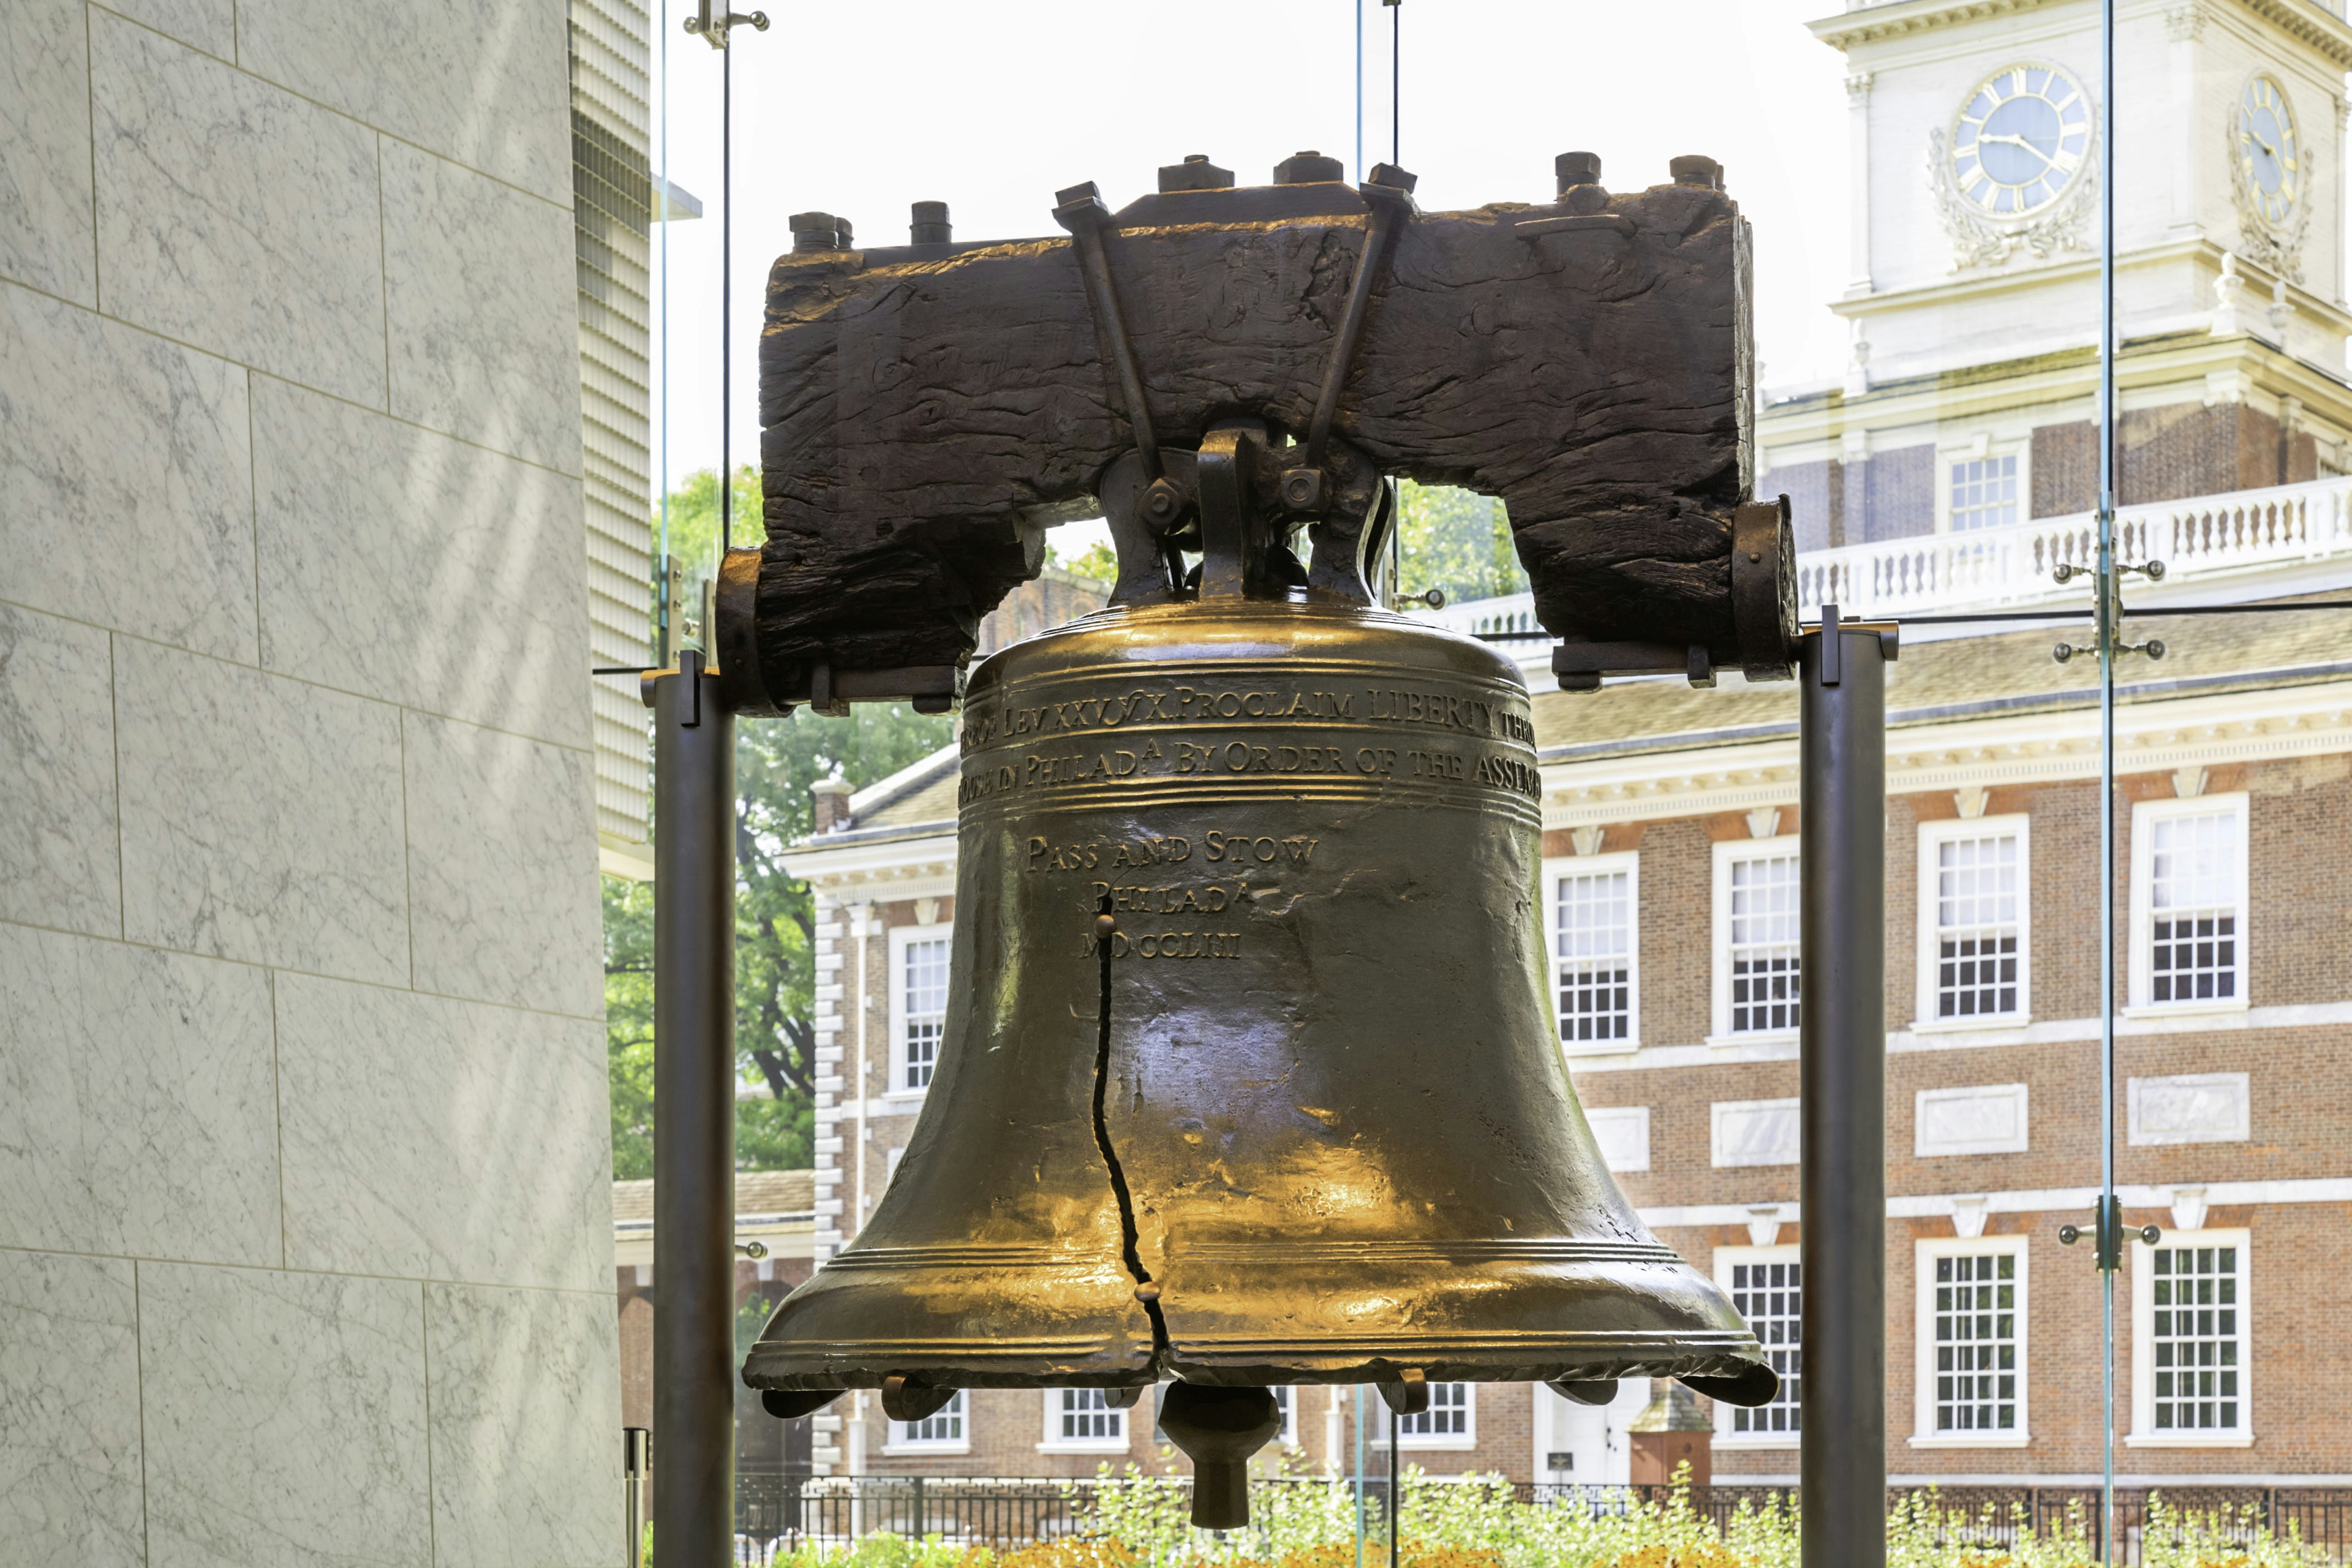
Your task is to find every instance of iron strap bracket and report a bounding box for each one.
[1054,183,1166,491]
[1299,164,1418,475]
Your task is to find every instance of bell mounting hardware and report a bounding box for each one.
[714,149,1798,720]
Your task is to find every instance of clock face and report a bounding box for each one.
[1949,64,2092,216]
[2236,75,2300,227]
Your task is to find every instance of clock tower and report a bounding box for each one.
[1758,0,2352,554]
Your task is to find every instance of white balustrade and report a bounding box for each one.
[1794,474,2352,617]
[1412,473,2352,646]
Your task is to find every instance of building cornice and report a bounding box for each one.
[1809,0,2352,66]
[1542,668,2352,829]
[1809,0,2059,54]
[784,829,957,902]
[1822,239,2352,336]
[1760,317,2352,452]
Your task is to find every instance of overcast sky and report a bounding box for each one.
[644,0,1853,509]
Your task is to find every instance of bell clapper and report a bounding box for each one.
[1376,1367,1430,1415]
[1155,1382,1284,1529]
[879,1374,956,1423]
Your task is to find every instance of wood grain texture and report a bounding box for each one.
[745,179,1754,701]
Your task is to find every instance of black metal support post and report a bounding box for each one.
[1799,610,1889,1568]
[652,649,736,1568]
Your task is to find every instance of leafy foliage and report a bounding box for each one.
[605,467,955,1179]
[655,464,764,588]
[1047,538,1120,583]
[745,1475,2334,1568]
[1395,483,1527,608]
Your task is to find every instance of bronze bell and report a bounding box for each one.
[745,425,1774,1525]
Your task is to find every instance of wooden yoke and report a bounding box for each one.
[717,151,1798,715]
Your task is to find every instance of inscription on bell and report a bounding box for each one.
[960,682,1536,750]
[1088,930,1245,960]
[1027,835,1193,872]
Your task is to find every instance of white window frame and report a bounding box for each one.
[1913,815,2031,1031]
[886,922,953,1101]
[2130,1227,2252,1448]
[883,1389,970,1455]
[1270,1384,1298,1447]
[1038,1388,1129,1453]
[1713,1245,1802,1449]
[2128,793,2250,1016]
[1384,1381,1476,1450]
[1540,850,1640,1054]
[1912,1233,2030,1448]
[1711,835,1802,1045]
[1939,445,2026,535]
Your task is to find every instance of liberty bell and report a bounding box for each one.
[737,158,1786,1528]
[744,435,1777,1524]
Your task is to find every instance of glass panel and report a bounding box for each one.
[1949,454,2019,532]
[1729,1259,1803,1434]
[1058,1387,1123,1442]
[899,1389,965,1445]
[1937,831,2021,1017]
[1555,869,1632,1042]
[1933,1252,2020,1433]
[2150,812,2241,1003]
[902,935,950,1087]
[2151,1244,2243,1431]
[1396,1382,1470,1438]
[1729,852,1801,1033]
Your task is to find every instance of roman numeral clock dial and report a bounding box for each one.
[1950,64,2092,216]
[2236,75,2301,229]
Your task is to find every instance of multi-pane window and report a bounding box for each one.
[2148,1243,2243,1434]
[1934,831,2021,1019]
[1555,867,1632,1046]
[1727,850,1801,1034]
[1272,1384,1296,1445]
[2147,809,2241,1005]
[901,934,949,1088]
[1932,1251,2019,1434]
[1950,454,2018,532]
[1394,1381,1471,1442]
[894,1390,965,1447]
[1726,1257,1802,1438]
[1052,1387,1125,1444]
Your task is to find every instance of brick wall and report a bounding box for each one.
[1565,752,2352,1479]
[808,754,2349,1484]
[2032,407,2318,513]
[1858,443,1937,541]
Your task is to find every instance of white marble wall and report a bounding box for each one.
[0,2,619,1562]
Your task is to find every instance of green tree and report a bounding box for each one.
[1396,481,1528,606]
[606,467,955,1178]
[1046,537,1119,583]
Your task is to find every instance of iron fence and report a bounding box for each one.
[730,1476,2352,1565]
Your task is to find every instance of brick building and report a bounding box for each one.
[780,600,2352,1489]
[614,1169,817,1507]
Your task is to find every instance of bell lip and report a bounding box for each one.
[741,1341,1772,1393]
[739,1352,1774,1395]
